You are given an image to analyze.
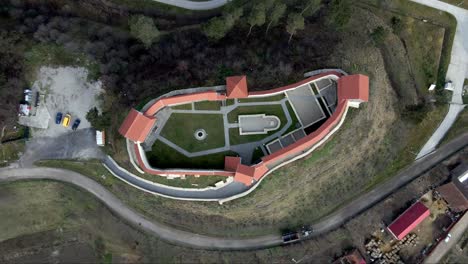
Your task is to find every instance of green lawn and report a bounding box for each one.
[237,94,285,103]
[146,140,237,170]
[171,103,192,110]
[0,140,25,167]
[160,113,225,152]
[194,100,221,110]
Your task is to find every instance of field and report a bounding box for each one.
[160,113,225,152]
[0,141,25,167]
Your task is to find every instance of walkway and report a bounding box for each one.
[1,134,466,249]
[413,0,468,159]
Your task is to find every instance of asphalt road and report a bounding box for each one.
[412,0,468,159]
[1,133,467,250]
[150,0,227,10]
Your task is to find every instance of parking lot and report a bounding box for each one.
[16,67,104,166]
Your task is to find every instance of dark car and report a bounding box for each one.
[72,118,81,131]
[55,112,63,124]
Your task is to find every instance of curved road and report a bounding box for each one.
[150,0,227,10]
[1,133,467,250]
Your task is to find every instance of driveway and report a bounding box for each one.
[412,0,468,159]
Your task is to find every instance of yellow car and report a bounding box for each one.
[62,114,71,127]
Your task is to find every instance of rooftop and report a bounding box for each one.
[118,109,156,143]
[387,201,430,240]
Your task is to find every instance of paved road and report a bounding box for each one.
[150,0,227,10]
[424,212,468,263]
[413,0,468,159]
[1,133,467,250]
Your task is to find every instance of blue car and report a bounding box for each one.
[55,112,63,124]
[72,118,81,131]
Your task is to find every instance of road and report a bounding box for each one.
[424,212,468,263]
[1,133,467,250]
[150,0,227,10]
[412,0,468,159]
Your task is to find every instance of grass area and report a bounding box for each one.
[160,113,225,152]
[0,140,25,167]
[226,99,235,106]
[441,109,468,145]
[171,103,192,110]
[365,105,448,189]
[146,140,236,170]
[237,94,285,103]
[463,79,468,104]
[23,43,99,82]
[36,159,226,189]
[193,100,221,110]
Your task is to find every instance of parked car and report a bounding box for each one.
[62,114,71,127]
[72,118,81,131]
[55,112,63,124]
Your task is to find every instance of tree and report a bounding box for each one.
[265,2,286,35]
[301,0,322,17]
[247,2,266,36]
[128,15,160,48]
[370,26,388,45]
[202,7,243,41]
[86,107,111,130]
[327,0,351,30]
[286,12,304,44]
[391,16,403,34]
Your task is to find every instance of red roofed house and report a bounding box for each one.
[333,249,366,264]
[118,109,156,143]
[226,76,248,98]
[338,74,369,107]
[387,201,430,240]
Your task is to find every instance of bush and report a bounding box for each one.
[128,15,160,48]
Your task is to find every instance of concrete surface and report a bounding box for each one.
[31,67,102,138]
[413,0,468,159]
[424,212,468,263]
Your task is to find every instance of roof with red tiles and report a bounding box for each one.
[436,182,468,212]
[226,76,248,98]
[118,109,156,142]
[234,164,255,186]
[224,156,241,172]
[387,201,430,240]
[338,74,369,102]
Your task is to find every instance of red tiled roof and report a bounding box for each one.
[338,74,369,102]
[224,156,241,172]
[436,182,468,212]
[118,109,156,142]
[388,201,430,240]
[226,76,248,98]
[234,164,255,186]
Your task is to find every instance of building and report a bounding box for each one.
[387,201,430,240]
[333,249,366,264]
[436,163,468,212]
[96,130,105,146]
[119,71,369,186]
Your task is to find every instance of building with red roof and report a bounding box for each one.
[118,109,156,143]
[118,71,369,187]
[333,249,366,264]
[226,75,248,98]
[387,201,430,240]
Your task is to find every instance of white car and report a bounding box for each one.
[444,233,452,243]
